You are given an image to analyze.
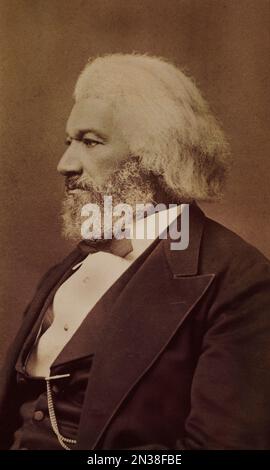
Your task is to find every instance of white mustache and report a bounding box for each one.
[65,177,95,192]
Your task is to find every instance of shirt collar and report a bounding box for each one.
[126,205,181,261]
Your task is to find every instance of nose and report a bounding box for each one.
[57,145,83,176]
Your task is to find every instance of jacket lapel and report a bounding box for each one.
[51,236,162,368]
[0,247,84,408]
[75,204,215,449]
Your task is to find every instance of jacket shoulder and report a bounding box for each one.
[199,215,269,277]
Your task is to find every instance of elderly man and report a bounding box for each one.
[0,54,270,450]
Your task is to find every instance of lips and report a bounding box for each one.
[65,187,85,195]
[65,176,86,192]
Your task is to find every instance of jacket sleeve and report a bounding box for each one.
[177,259,270,449]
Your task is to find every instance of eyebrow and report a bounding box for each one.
[66,128,107,142]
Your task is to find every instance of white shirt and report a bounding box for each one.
[26,206,180,377]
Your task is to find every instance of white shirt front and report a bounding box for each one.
[26,206,180,377]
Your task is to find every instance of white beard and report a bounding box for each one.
[61,158,156,241]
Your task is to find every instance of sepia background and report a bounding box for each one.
[0,0,269,367]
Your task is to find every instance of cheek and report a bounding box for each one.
[83,145,128,175]
[80,153,116,187]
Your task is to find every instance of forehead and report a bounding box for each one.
[66,97,114,136]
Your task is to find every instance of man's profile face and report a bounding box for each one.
[57,97,130,185]
[58,96,157,241]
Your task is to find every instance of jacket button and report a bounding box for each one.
[33,410,45,421]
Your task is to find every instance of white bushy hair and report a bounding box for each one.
[74,53,231,201]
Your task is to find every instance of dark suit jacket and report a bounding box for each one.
[1,204,270,450]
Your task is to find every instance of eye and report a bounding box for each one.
[65,137,72,146]
[82,138,101,148]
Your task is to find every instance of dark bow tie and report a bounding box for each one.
[77,238,133,258]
